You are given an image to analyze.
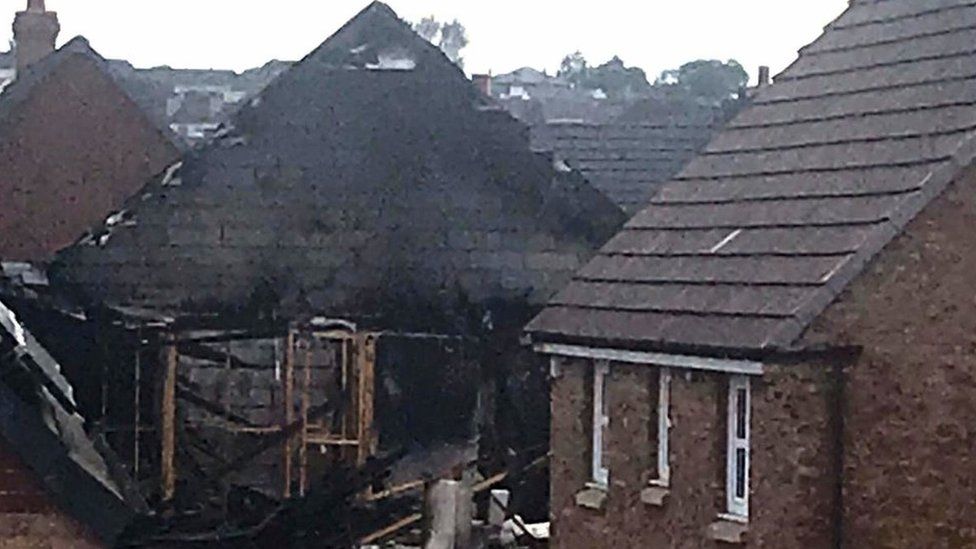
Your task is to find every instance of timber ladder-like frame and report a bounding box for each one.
[283,326,379,498]
[157,323,379,503]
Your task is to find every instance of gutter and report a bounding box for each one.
[533,342,764,376]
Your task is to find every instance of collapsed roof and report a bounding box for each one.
[54,2,624,331]
[0,297,143,544]
[527,0,976,355]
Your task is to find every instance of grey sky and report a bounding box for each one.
[2,1,849,81]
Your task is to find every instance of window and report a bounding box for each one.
[726,376,750,518]
[651,368,672,487]
[591,360,610,488]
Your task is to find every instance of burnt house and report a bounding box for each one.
[48,1,623,529]
[527,0,976,547]
[0,36,180,262]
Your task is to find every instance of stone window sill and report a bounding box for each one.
[640,486,669,507]
[706,517,748,545]
[574,485,607,511]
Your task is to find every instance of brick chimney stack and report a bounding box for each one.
[13,0,60,73]
[757,66,771,87]
[472,73,492,97]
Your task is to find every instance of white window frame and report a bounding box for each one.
[726,375,751,519]
[651,367,672,487]
[591,360,610,488]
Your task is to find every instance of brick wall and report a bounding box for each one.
[0,440,103,548]
[549,358,836,548]
[0,53,179,261]
[804,168,976,547]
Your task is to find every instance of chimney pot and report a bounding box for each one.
[27,0,46,13]
[758,66,771,87]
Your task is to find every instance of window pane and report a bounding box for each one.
[735,388,747,439]
[735,448,747,499]
[601,375,609,418]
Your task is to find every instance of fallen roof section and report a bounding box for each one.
[527,0,976,356]
[0,297,144,544]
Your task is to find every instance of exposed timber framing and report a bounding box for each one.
[161,340,178,501]
[283,330,295,499]
[534,343,764,376]
[356,333,377,466]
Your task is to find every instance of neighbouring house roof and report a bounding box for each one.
[531,108,724,213]
[492,67,560,87]
[0,36,182,262]
[0,297,143,544]
[54,2,624,332]
[0,36,178,148]
[527,0,976,356]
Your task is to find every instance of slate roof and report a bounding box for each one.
[55,2,624,331]
[0,297,142,543]
[527,0,976,356]
[531,108,724,213]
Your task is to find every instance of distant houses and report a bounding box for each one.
[528,0,976,546]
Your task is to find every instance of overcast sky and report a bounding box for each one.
[2,1,849,81]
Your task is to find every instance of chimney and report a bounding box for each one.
[757,66,771,87]
[13,0,60,73]
[472,73,492,97]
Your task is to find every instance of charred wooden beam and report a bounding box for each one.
[176,341,274,370]
[161,342,178,502]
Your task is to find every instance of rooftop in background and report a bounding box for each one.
[0,1,291,146]
[486,67,748,213]
[527,0,976,357]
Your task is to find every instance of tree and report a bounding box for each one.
[555,52,651,99]
[412,16,469,68]
[439,20,469,68]
[585,56,652,99]
[413,16,440,42]
[656,59,749,104]
[558,51,588,87]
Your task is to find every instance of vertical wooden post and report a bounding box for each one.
[299,343,312,496]
[282,329,295,499]
[161,340,178,502]
[134,344,141,479]
[356,334,377,466]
